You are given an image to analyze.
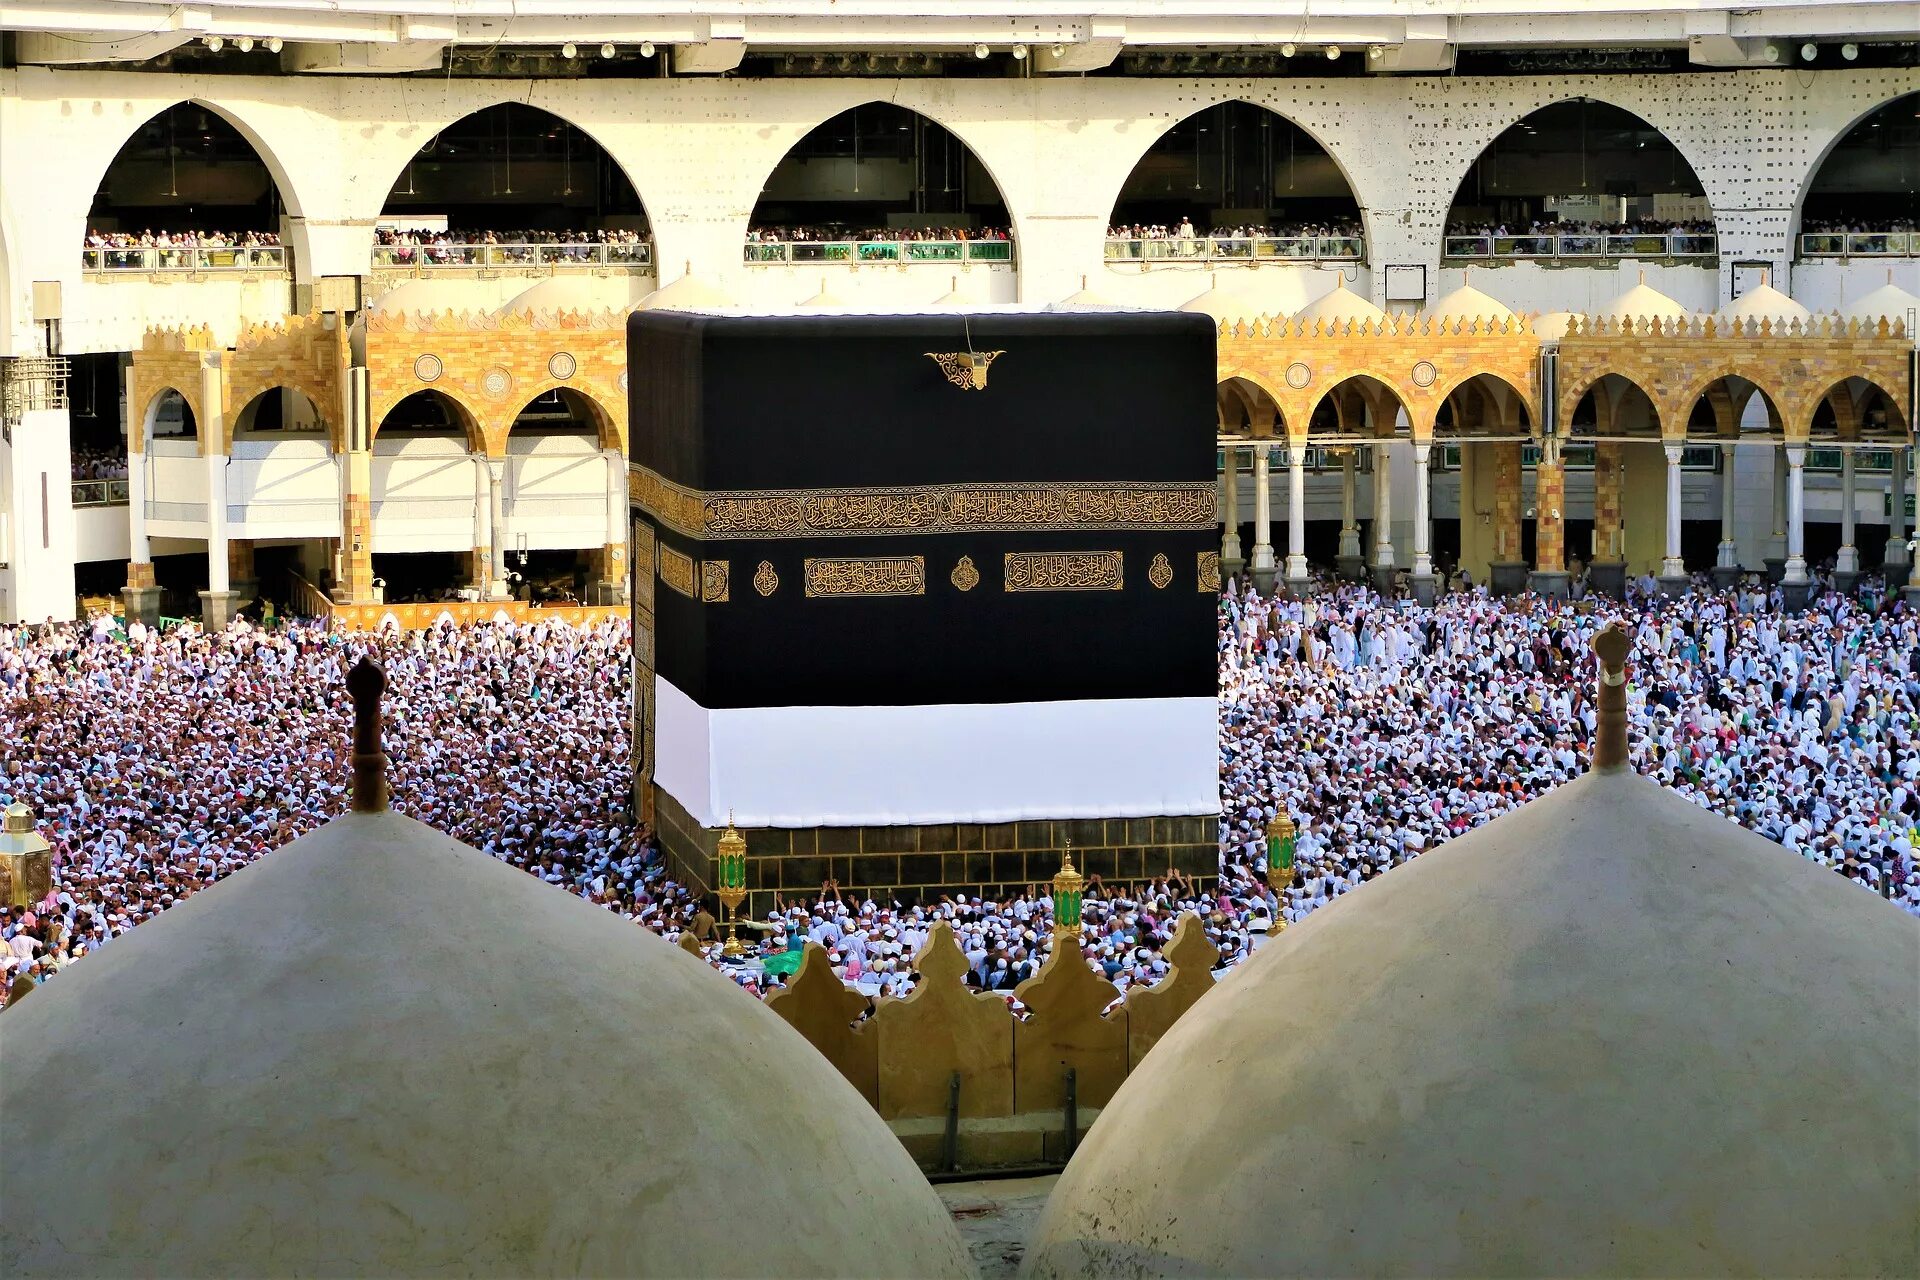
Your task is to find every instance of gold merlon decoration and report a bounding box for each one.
[629,465,1215,541]
[658,545,697,599]
[1051,846,1085,939]
[925,349,1004,390]
[714,812,749,957]
[802,556,927,598]
[950,555,980,592]
[700,560,730,603]
[1005,551,1125,593]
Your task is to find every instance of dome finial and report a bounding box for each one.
[1591,621,1631,771]
[345,658,389,813]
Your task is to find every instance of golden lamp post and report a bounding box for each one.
[714,813,749,957]
[0,802,52,909]
[1051,844,1085,942]
[1265,810,1297,933]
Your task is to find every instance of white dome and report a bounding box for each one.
[1178,274,1255,323]
[636,268,733,312]
[1533,311,1578,339]
[0,806,973,1277]
[1292,280,1386,328]
[497,276,611,318]
[798,276,856,309]
[363,278,468,318]
[1721,280,1812,328]
[1058,274,1118,307]
[1593,272,1691,323]
[1842,271,1920,325]
[1427,281,1516,325]
[1031,768,1919,1278]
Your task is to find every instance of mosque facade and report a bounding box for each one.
[0,2,1915,623]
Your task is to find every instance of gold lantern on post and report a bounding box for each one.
[1051,843,1085,942]
[0,802,52,909]
[1265,810,1297,933]
[714,812,749,957]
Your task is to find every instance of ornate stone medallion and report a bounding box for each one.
[413,354,443,383]
[548,352,578,380]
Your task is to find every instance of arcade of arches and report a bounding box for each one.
[126,297,1913,625]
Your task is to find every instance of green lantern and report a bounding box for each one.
[716,812,749,955]
[1052,848,1085,938]
[1265,811,1297,893]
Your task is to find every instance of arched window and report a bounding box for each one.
[1444,100,1714,262]
[1108,103,1363,264]
[85,104,288,271]
[1798,93,1919,256]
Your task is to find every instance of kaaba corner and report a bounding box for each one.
[627,307,1221,908]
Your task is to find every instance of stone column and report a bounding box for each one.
[598,448,629,605]
[1370,444,1395,593]
[1588,441,1626,599]
[198,360,238,628]
[1885,447,1909,577]
[1249,444,1276,591]
[1835,447,1860,591]
[1656,443,1688,595]
[1409,442,1437,603]
[1284,446,1309,593]
[1335,449,1363,580]
[228,539,258,610]
[339,369,375,606]
[471,454,493,596]
[1782,443,1810,610]
[1528,438,1569,599]
[1221,444,1244,576]
[1764,445,1788,581]
[1712,442,1741,586]
[488,458,511,597]
[122,362,160,624]
[1490,441,1528,596]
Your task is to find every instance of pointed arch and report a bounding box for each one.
[1795,91,1920,236]
[87,100,302,245]
[374,388,485,455]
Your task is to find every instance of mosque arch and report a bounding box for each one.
[87,101,298,247]
[1566,373,1661,440]
[1105,100,1364,246]
[503,385,621,452]
[139,386,199,446]
[231,386,328,439]
[379,102,652,242]
[1442,99,1715,243]
[1308,373,1415,440]
[1807,376,1909,440]
[1672,368,1791,438]
[748,101,1013,241]
[374,388,484,454]
[1217,374,1286,436]
[1434,372,1534,437]
[1794,91,1920,236]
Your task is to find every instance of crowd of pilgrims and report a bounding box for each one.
[82,228,283,267]
[372,226,652,265]
[1441,215,1715,240]
[1105,218,1364,249]
[69,446,128,482]
[744,225,1012,244]
[5,581,1919,1005]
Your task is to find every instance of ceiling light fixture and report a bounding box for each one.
[1764,43,1781,61]
[204,35,223,51]
[600,43,616,58]
[1369,44,1385,60]
[974,43,990,59]
[640,40,655,57]
[264,36,282,53]
[1841,42,1859,60]
[1050,43,1065,58]
[1800,42,1818,61]
[561,41,577,59]
[235,36,253,52]
[1012,44,1028,60]
[1280,42,1295,57]
[1325,45,1341,60]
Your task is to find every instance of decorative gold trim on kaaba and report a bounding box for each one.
[628,464,1216,541]
[658,544,697,599]
[925,349,1004,390]
[753,560,779,597]
[1198,551,1222,592]
[631,518,657,611]
[951,555,980,592]
[1004,551,1124,592]
[700,560,730,603]
[1148,553,1174,590]
[803,555,927,598]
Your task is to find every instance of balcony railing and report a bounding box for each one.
[744,239,1015,265]
[82,246,288,272]
[1798,232,1916,258]
[72,478,130,507]
[1442,233,1718,261]
[372,241,654,270]
[1106,235,1364,264]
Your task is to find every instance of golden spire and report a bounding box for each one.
[345,658,389,813]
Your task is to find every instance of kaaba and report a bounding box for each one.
[628,307,1220,909]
